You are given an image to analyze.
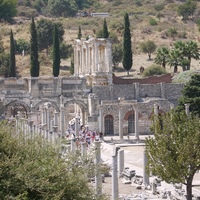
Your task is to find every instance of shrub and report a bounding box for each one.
[149,18,158,26]
[143,64,167,77]
[15,39,30,55]
[135,0,142,6]
[154,3,164,11]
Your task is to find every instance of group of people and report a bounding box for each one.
[65,125,103,148]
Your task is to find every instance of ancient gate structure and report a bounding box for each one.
[0,37,184,139]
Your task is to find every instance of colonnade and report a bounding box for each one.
[98,102,139,141]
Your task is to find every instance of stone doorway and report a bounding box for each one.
[128,113,135,134]
[104,114,114,135]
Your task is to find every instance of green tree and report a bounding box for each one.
[0,37,9,77]
[176,74,200,116]
[9,29,16,77]
[37,19,64,51]
[0,0,17,22]
[154,47,169,68]
[52,24,60,77]
[77,26,82,39]
[178,0,197,20]
[30,17,40,77]
[15,39,30,55]
[70,53,74,75]
[140,40,156,60]
[167,28,178,41]
[112,43,123,69]
[184,41,200,70]
[146,110,200,200]
[167,48,182,73]
[122,12,132,76]
[102,18,109,38]
[0,122,106,199]
[47,0,78,17]
[173,40,200,70]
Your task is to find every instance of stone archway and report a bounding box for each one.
[34,100,60,112]
[5,100,30,118]
[64,99,88,127]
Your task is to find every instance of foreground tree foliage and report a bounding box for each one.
[0,122,107,200]
[177,74,200,116]
[146,111,200,200]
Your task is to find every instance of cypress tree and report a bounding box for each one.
[102,18,109,38]
[30,17,39,77]
[70,54,74,75]
[122,12,132,76]
[9,29,16,77]
[53,24,60,77]
[77,26,82,39]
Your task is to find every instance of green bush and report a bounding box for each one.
[15,39,30,54]
[149,18,158,26]
[154,3,164,11]
[143,64,167,77]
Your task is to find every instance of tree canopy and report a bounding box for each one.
[122,12,132,76]
[176,74,200,116]
[140,40,156,60]
[146,110,200,200]
[0,121,107,199]
[0,0,17,22]
[30,17,40,77]
[9,29,16,77]
[47,0,78,17]
[178,0,197,20]
[37,19,64,51]
[52,24,60,77]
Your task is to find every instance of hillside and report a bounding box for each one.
[1,0,200,78]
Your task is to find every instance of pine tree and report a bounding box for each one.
[122,12,132,76]
[102,18,109,38]
[53,24,60,77]
[30,17,39,77]
[9,29,16,77]
[77,26,82,39]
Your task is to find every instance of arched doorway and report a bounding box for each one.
[5,101,30,118]
[128,113,135,134]
[104,115,114,135]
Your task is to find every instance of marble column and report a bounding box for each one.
[54,111,59,127]
[95,141,102,196]
[60,106,65,137]
[112,145,119,200]
[42,107,46,126]
[99,106,103,133]
[185,103,190,118]
[75,116,79,138]
[154,104,159,116]
[118,149,124,176]
[143,149,149,185]
[134,105,139,141]
[119,107,123,141]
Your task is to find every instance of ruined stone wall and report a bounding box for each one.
[93,82,184,104]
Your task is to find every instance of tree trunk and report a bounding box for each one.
[174,65,178,73]
[127,70,129,76]
[186,177,193,200]
[148,53,151,60]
